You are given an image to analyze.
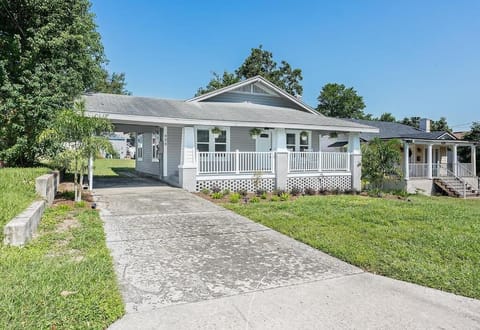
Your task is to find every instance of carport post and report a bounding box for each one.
[88,154,94,191]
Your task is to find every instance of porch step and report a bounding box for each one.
[434,178,479,198]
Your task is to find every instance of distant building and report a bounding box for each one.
[104,133,129,159]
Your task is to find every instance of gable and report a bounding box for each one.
[187,76,318,114]
[437,132,456,140]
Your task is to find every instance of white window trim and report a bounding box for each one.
[195,126,230,152]
[152,130,160,162]
[286,130,312,152]
[137,133,144,161]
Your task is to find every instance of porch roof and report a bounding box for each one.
[83,93,378,133]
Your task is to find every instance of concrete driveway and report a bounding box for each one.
[94,177,480,329]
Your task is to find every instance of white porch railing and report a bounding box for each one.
[409,162,475,178]
[197,151,274,174]
[288,152,350,173]
[456,163,474,177]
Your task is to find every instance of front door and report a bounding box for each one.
[256,131,271,152]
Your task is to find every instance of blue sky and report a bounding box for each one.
[91,0,480,131]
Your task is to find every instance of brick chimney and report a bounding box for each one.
[419,118,431,132]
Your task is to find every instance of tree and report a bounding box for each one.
[378,112,396,122]
[39,102,114,201]
[316,83,370,119]
[94,71,131,95]
[361,138,402,189]
[461,122,480,175]
[0,0,106,166]
[431,117,451,132]
[400,117,420,129]
[196,45,303,96]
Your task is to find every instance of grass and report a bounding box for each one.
[94,158,135,177]
[224,195,480,300]
[0,203,124,329]
[0,167,50,237]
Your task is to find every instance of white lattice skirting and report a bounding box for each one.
[196,178,276,192]
[286,175,352,191]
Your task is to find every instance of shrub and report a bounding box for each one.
[211,192,223,199]
[318,188,327,195]
[222,189,230,196]
[237,189,248,197]
[255,189,266,197]
[304,187,316,196]
[270,195,279,202]
[273,189,285,197]
[200,188,210,195]
[279,192,290,201]
[260,192,268,199]
[250,196,260,203]
[229,193,241,203]
[368,188,383,198]
[290,186,302,196]
[211,186,221,193]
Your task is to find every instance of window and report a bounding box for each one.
[152,130,161,162]
[137,133,143,161]
[286,131,311,152]
[196,127,229,152]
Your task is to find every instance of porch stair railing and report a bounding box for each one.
[433,166,479,198]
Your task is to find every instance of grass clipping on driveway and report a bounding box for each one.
[225,195,480,300]
[0,203,124,329]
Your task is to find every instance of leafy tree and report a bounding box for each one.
[361,138,402,189]
[400,117,420,129]
[0,0,106,166]
[94,71,131,95]
[39,102,114,201]
[431,117,450,132]
[196,45,303,96]
[378,112,396,122]
[460,122,480,175]
[316,83,370,119]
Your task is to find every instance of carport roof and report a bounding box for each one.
[83,93,378,133]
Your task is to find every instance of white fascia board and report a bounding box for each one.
[86,111,379,134]
[403,138,476,146]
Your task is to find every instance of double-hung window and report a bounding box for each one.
[286,131,311,152]
[152,130,161,162]
[196,127,229,152]
[137,133,143,161]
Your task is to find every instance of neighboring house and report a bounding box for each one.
[325,118,478,196]
[84,76,378,192]
[103,133,129,159]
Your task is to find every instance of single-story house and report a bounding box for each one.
[324,118,478,196]
[103,132,129,159]
[84,76,378,192]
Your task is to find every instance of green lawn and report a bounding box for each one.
[94,158,135,177]
[0,167,50,238]
[0,203,124,329]
[224,195,480,299]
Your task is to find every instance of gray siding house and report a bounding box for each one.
[84,76,378,192]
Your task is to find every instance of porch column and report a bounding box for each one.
[163,126,168,177]
[88,154,94,191]
[427,144,433,179]
[472,145,477,176]
[347,133,361,191]
[404,142,410,180]
[273,128,288,190]
[452,144,458,176]
[178,126,197,192]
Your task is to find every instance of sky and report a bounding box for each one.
[91,0,480,131]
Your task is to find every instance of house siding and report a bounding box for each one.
[230,127,256,151]
[167,126,182,178]
[204,92,305,111]
[135,132,161,177]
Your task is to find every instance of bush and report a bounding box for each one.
[229,193,241,203]
[260,191,268,199]
[250,196,260,203]
[222,189,230,196]
[279,192,290,201]
[368,188,383,198]
[255,189,266,197]
[211,192,223,199]
[273,189,286,197]
[318,188,327,195]
[237,189,248,197]
[270,195,279,202]
[304,187,316,196]
[290,186,302,196]
[200,188,210,195]
[392,189,409,198]
[211,186,221,193]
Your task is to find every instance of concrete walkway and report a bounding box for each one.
[94,177,480,329]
